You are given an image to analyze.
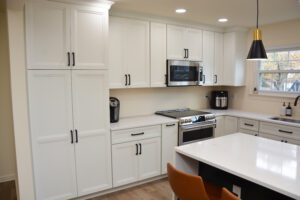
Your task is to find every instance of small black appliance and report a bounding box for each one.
[211,91,228,110]
[110,97,120,123]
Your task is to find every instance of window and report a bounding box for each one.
[258,48,300,93]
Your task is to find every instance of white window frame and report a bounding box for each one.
[255,46,300,97]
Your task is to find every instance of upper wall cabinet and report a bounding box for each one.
[26,1,109,70]
[109,17,150,89]
[150,22,167,87]
[167,25,203,61]
[223,31,247,86]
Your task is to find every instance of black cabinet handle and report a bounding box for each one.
[67,52,70,66]
[128,74,131,85]
[278,129,293,134]
[72,52,75,66]
[186,49,189,58]
[203,75,206,84]
[139,143,142,155]
[70,130,74,144]
[125,74,128,86]
[166,124,176,127]
[285,140,288,143]
[75,129,78,143]
[135,144,138,155]
[244,123,254,127]
[131,132,144,136]
[281,140,284,142]
[183,49,187,58]
[255,134,258,136]
[214,75,218,84]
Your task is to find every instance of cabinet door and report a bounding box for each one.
[285,138,300,146]
[71,6,108,69]
[202,31,214,85]
[214,33,223,85]
[26,1,71,69]
[112,141,139,187]
[109,17,126,88]
[259,133,283,142]
[167,25,185,59]
[240,129,259,136]
[125,19,150,88]
[150,22,167,87]
[186,28,203,61]
[162,123,178,174]
[224,116,238,135]
[139,137,161,180]
[27,71,77,200]
[72,70,112,196]
[215,116,225,137]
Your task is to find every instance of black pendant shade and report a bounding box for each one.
[247,0,268,60]
[247,40,267,60]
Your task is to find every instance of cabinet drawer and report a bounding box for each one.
[240,129,259,136]
[112,125,161,144]
[239,118,259,131]
[260,122,300,140]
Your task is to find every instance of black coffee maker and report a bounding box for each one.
[211,91,228,110]
[110,97,120,123]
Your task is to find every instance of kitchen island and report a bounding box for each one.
[174,133,300,200]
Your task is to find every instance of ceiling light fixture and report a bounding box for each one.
[175,8,186,14]
[218,18,228,23]
[247,0,267,60]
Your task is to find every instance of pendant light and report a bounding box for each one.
[247,0,267,60]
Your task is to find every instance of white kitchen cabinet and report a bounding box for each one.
[260,132,300,146]
[26,1,110,70]
[224,116,239,135]
[240,129,259,136]
[223,31,247,86]
[109,17,150,88]
[161,123,178,174]
[112,141,139,187]
[203,31,215,85]
[150,22,167,87]
[28,70,112,199]
[214,33,224,85]
[111,126,161,187]
[167,25,202,61]
[215,116,225,137]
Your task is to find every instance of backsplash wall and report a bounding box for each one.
[110,87,216,117]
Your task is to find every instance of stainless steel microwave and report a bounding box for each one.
[167,60,203,86]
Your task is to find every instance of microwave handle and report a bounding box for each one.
[198,68,203,84]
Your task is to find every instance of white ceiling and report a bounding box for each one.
[110,0,300,27]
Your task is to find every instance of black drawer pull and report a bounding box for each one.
[131,132,144,136]
[70,130,74,144]
[139,143,142,155]
[75,129,78,143]
[166,124,176,127]
[72,52,75,66]
[244,123,254,127]
[278,129,293,134]
[67,52,71,66]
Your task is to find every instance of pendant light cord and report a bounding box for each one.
[257,0,259,28]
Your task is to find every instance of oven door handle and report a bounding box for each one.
[180,123,216,131]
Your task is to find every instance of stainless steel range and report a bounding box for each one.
[155,108,216,145]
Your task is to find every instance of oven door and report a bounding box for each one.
[179,123,215,146]
[167,60,202,86]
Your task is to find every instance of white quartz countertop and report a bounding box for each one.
[203,109,300,128]
[110,115,178,131]
[175,133,300,199]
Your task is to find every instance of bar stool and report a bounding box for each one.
[167,163,240,200]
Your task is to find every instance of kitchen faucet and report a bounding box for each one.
[295,95,300,106]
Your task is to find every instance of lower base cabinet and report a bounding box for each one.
[112,137,161,187]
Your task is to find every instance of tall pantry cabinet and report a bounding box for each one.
[25,1,113,199]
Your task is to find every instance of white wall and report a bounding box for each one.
[110,87,216,117]
[0,2,17,183]
[228,19,300,117]
[6,0,35,198]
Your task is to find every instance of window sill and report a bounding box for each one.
[250,91,299,99]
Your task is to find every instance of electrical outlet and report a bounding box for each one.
[232,185,242,198]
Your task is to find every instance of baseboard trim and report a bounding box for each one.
[0,174,16,183]
[76,175,167,200]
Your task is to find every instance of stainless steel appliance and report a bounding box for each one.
[155,109,216,145]
[211,91,228,110]
[110,97,120,123]
[167,60,203,86]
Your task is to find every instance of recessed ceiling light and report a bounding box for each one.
[175,9,186,14]
[218,18,228,23]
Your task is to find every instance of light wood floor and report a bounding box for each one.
[90,179,172,200]
[0,181,17,200]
